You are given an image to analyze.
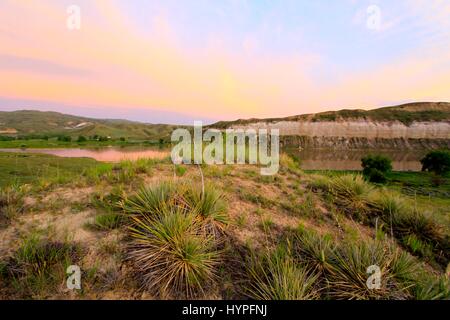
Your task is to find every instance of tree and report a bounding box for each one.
[361,154,392,183]
[421,150,450,176]
[77,135,87,142]
[57,135,72,142]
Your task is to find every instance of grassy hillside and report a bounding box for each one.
[212,102,450,128]
[0,110,180,141]
[0,154,448,299]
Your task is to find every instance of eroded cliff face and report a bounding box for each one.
[228,120,450,149]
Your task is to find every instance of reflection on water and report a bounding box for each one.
[287,148,427,171]
[1,147,427,171]
[0,147,170,162]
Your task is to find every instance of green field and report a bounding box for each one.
[0,152,99,187]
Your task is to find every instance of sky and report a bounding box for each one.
[0,0,449,124]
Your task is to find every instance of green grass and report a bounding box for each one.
[0,234,80,298]
[0,184,24,226]
[0,152,99,187]
[91,213,125,231]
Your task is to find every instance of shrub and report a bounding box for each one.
[413,275,450,300]
[361,155,392,183]
[329,174,374,219]
[57,135,72,142]
[391,208,444,246]
[390,249,419,290]
[122,181,176,217]
[77,135,87,142]
[325,240,403,299]
[124,181,228,298]
[292,229,335,274]
[421,150,450,176]
[182,183,228,228]
[246,246,319,300]
[128,209,220,298]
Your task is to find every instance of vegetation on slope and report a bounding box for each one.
[0,153,448,300]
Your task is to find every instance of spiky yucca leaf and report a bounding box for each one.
[246,247,320,300]
[122,181,177,218]
[128,209,220,298]
[325,240,397,300]
[292,229,335,274]
[182,183,228,227]
[329,174,374,219]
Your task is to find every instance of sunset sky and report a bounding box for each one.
[0,0,449,124]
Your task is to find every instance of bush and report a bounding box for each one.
[361,155,392,183]
[128,208,220,298]
[421,150,450,176]
[325,241,408,299]
[329,174,374,219]
[246,246,319,300]
[123,181,228,298]
[182,183,228,228]
[57,135,72,142]
[77,135,87,142]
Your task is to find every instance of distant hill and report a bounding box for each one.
[0,110,180,141]
[211,102,450,128]
[1,102,449,144]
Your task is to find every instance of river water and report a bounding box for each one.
[0,147,426,171]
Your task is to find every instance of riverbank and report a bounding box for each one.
[0,138,167,149]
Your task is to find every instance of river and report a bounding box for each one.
[0,147,427,171]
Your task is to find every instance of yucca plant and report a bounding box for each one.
[325,240,397,300]
[292,229,335,274]
[392,208,444,245]
[246,246,320,300]
[122,181,177,218]
[413,275,450,300]
[369,190,406,217]
[329,174,374,220]
[128,208,220,298]
[390,248,419,293]
[307,174,331,192]
[182,183,228,228]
